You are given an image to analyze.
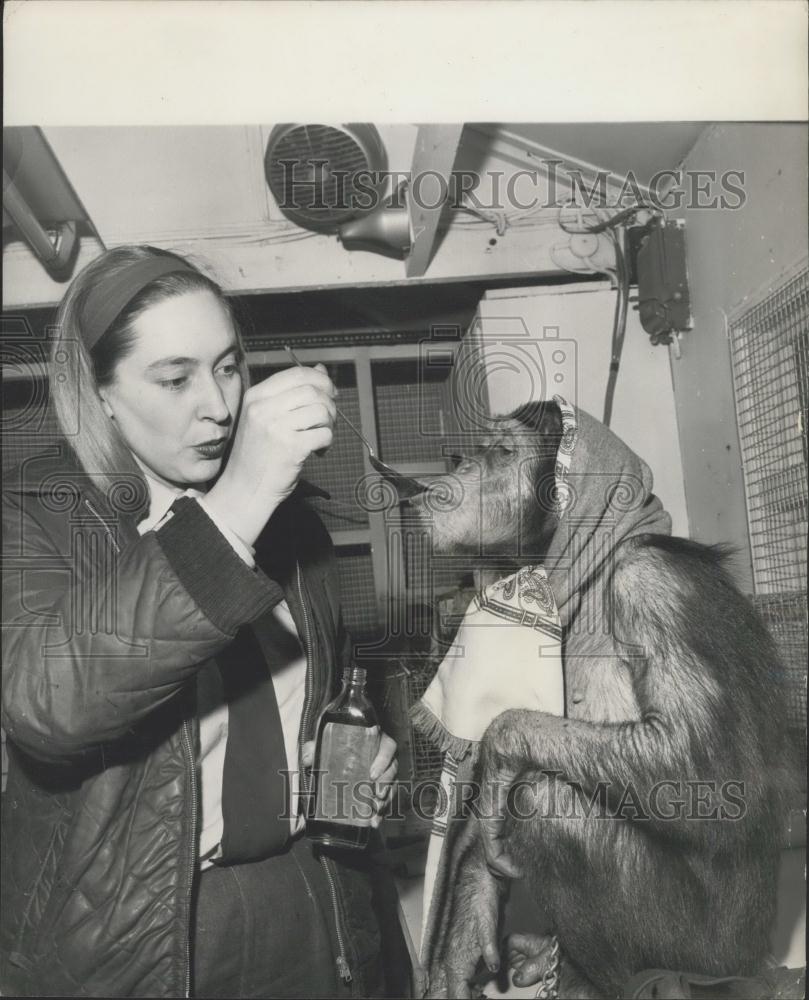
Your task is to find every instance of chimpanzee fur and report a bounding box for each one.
[418,400,792,999]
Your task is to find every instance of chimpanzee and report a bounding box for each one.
[411,399,792,999]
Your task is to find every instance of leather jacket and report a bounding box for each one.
[1,446,382,997]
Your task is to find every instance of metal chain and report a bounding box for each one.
[535,935,561,1000]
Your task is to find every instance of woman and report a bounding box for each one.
[1,245,399,998]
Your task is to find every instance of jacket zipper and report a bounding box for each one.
[84,497,197,997]
[296,562,316,773]
[181,719,198,998]
[295,563,353,986]
[321,854,353,984]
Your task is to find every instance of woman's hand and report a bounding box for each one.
[301,731,398,828]
[368,731,398,827]
[205,364,336,546]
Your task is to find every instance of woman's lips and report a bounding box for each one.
[193,440,227,460]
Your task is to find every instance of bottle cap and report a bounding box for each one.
[344,665,367,684]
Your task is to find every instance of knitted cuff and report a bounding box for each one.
[155,496,283,633]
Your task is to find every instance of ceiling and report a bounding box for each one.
[492,122,706,186]
[3,121,710,308]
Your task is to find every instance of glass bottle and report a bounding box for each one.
[306,666,380,850]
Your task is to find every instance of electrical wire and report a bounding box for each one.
[602,226,630,427]
[452,195,565,235]
[242,187,637,431]
[454,195,641,427]
[552,199,662,425]
[558,201,663,236]
[454,202,510,235]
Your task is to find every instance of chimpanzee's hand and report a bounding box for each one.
[427,842,504,999]
[507,932,558,988]
[476,711,525,879]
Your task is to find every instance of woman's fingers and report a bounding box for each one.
[287,401,336,432]
[368,736,397,827]
[295,425,334,455]
[205,360,337,547]
[303,733,396,828]
[373,758,398,795]
[301,740,315,768]
[369,732,397,782]
[369,774,397,828]
[301,740,395,789]
[277,383,337,420]
[251,364,335,401]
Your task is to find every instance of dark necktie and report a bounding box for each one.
[216,609,296,864]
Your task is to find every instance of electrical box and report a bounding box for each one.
[633,217,692,344]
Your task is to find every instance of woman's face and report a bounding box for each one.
[97,289,244,490]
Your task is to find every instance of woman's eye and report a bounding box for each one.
[158,376,188,390]
[217,363,239,378]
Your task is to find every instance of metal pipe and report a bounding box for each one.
[3,168,78,275]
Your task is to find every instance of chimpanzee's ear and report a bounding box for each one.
[510,400,563,457]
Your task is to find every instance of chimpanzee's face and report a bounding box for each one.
[410,413,558,557]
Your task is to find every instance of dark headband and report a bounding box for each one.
[80,256,199,352]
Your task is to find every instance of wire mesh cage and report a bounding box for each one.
[729,266,808,593]
[750,592,807,745]
[335,545,380,640]
[729,263,808,766]
[372,358,455,465]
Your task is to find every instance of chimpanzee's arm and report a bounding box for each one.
[476,537,776,874]
[426,829,506,999]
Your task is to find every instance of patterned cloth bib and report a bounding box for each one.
[412,565,565,960]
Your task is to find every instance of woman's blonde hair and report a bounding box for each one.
[50,245,250,503]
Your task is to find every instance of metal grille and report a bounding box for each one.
[373,360,453,464]
[729,264,808,755]
[400,529,469,606]
[751,592,807,743]
[265,125,380,229]
[335,545,379,640]
[729,266,808,594]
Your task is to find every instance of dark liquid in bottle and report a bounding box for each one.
[307,667,379,851]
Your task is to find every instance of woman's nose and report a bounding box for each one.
[196,374,231,422]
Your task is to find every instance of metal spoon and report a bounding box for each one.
[283,346,428,499]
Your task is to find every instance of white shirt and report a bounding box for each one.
[136,471,307,866]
